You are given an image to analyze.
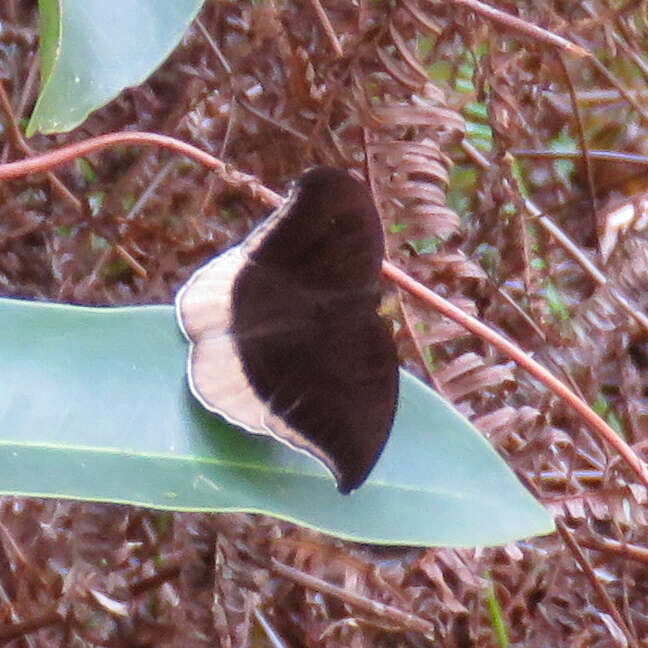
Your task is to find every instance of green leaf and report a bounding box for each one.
[531,257,547,270]
[77,158,97,183]
[87,191,105,216]
[28,0,205,135]
[0,298,554,546]
[548,128,577,183]
[543,279,570,322]
[408,236,442,255]
[448,164,479,220]
[464,101,489,121]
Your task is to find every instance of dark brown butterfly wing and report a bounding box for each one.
[177,168,399,493]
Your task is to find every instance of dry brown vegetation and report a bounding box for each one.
[2,0,648,645]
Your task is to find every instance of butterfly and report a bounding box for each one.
[176,167,399,493]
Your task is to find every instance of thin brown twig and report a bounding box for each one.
[573,33,648,124]
[511,149,648,166]
[558,53,599,247]
[219,96,238,159]
[388,20,429,81]
[556,520,638,648]
[128,563,181,597]
[401,0,441,34]
[253,608,289,648]
[236,95,309,143]
[515,170,534,317]
[0,581,37,648]
[270,558,436,638]
[307,0,344,58]
[461,139,491,170]
[446,0,589,57]
[530,203,648,332]
[195,17,232,75]
[115,245,147,279]
[0,610,63,646]
[579,537,648,564]
[486,276,548,343]
[15,51,40,120]
[0,131,284,208]
[125,160,176,221]
[503,153,648,335]
[543,87,648,105]
[0,81,81,210]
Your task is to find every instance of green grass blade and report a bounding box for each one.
[485,572,510,647]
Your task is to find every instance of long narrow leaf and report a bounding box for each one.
[0,298,554,546]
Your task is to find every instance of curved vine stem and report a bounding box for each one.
[2,130,647,489]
